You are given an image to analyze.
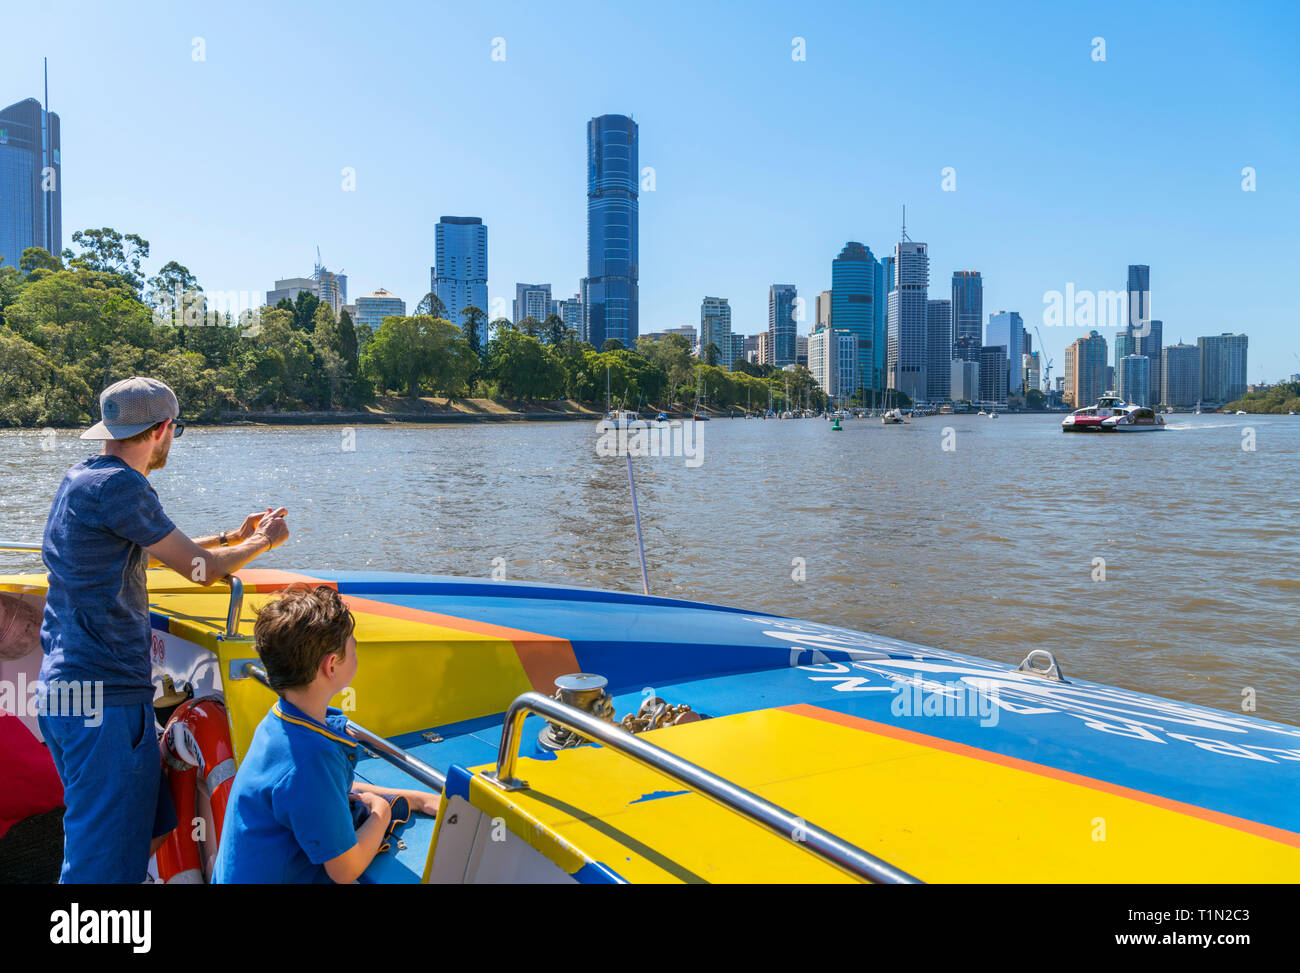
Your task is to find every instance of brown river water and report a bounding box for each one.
[1,413,1296,724]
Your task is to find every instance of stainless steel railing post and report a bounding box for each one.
[485,691,921,885]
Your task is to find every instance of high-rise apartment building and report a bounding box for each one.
[950,359,980,402]
[513,283,552,324]
[809,328,858,404]
[1137,318,1163,405]
[768,284,797,367]
[985,311,1025,394]
[582,114,638,348]
[354,289,406,330]
[0,96,61,268]
[926,299,952,401]
[1023,351,1041,395]
[1066,330,1109,407]
[555,293,583,334]
[314,262,347,315]
[433,216,488,346]
[950,271,982,362]
[886,238,929,402]
[700,297,732,368]
[978,346,1008,406]
[815,290,832,331]
[266,277,317,307]
[1161,343,1200,408]
[1197,333,1248,405]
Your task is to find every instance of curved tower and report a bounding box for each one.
[582,114,638,348]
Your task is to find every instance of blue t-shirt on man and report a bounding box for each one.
[40,455,177,706]
[213,699,360,884]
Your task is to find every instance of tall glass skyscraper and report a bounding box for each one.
[432,216,488,346]
[1127,264,1150,331]
[951,271,982,362]
[768,284,797,367]
[1137,318,1163,405]
[986,311,1025,394]
[1119,354,1151,407]
[582,114,638,348]
[0,97,61,268]
[830,242,884,399]
[886,239,929,402]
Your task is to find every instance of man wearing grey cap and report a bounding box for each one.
[37,376,289,883]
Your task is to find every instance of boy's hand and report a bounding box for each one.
[360,791,392,825]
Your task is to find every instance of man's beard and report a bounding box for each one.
[147,440,170,471]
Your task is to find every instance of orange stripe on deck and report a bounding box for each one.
[233,569,335,591]
[783,703,1300,849]
[338,594,579,694]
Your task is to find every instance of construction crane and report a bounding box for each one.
[1034,325,1054,397]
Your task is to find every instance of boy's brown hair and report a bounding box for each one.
[253,584,355,692]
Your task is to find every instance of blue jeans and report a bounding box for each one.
[39,701,177,883]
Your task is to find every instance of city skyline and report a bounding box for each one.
[2,2,1297,382]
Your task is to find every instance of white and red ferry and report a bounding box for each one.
[1061,392,1166,433]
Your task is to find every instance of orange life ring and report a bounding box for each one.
[156,697,236,883]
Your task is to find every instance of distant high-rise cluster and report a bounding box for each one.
[18,75,1248,408]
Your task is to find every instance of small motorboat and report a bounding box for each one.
[599,409,648,431]
[881,409,905,425]
[976,409,988,417]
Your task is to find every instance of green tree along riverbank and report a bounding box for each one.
[0,228,829,427]
[1224,382,1300,415]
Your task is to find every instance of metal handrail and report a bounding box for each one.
[222,574,243,638]
[241,662,445,794]
[3,540,243,639]
[487,691,921,885]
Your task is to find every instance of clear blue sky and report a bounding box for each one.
[4,0,1298,380]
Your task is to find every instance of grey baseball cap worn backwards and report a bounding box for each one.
[81,376,180,440]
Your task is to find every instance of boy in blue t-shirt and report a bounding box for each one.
[213,585,438,884]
